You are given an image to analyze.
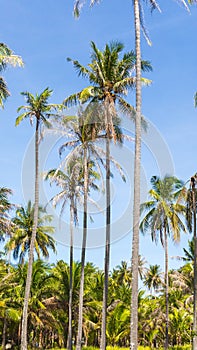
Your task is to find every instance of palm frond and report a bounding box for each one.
[67,57,90,78]
[63,92,81,107]
[0,77,10,108]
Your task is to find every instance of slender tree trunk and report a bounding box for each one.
[164,227,169,350]
[2,314,7,350]
[76,143,88,350]
[101,135,110,350]
[67,199,74,350]
[21,118,40,350]
[192,178,197,350]
[18,320,21,347]
[67,201,74,350]
[130,0,141,349]
[39,329,42,348]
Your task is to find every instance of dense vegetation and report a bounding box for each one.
[0,240,196,349]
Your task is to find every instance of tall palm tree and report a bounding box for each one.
[5,201,56,264]
[184,174,197,350]
[193,98,197,349]
[64,41,151,350]
[0,43,23,108]
[72,2,195,348]
[57,110,103,350]
[16,88,61,350]
[140,175,187,350]
[45,159,83,350]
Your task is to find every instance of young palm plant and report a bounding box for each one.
[64,41,151,350]
[16,88,62,350]
[140,175,187,350]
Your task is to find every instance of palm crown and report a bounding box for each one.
[5,201,56,264]
[16,88,62,129]
[65,41,151,116]
[140,175,186,244]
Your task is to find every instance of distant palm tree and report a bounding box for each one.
[140,175,186,350]
[143,264,163,295]
[0,187,13,239]
[0,43,23,108]
[5,201,56,264]
[16,88,62,350]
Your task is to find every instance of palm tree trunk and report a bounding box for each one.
[192,178,197,350]
[130,0,141,349]
[2,314,7,350]
[21,118,40,350]
[76,143,88,350]
[101,135,110,350]
[67,201,74,350]
[164,227,169,350]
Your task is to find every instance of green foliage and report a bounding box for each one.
[0,43,23,108]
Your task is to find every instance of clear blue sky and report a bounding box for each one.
[0,0,197,272]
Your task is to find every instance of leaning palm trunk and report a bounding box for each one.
[67,200,74,350]
[164,226,169,350]
[130,0,142,349]
[100,134,110,350]
[76,143,88,350]
[21,118,40,350]
[192,178,197,350]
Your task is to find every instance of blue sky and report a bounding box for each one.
[0,0,197,272]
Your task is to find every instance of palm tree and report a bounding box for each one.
[57,111,103,350]
[0,43,23,108]
[5,201,56,264]
[0,187,13,239]
[143,264,163,295]
[184,174,197,350]
[16,88,62,350]
[140,175,187,350]
[112,261,132,287]
[193,101,197,350]
[64,41,151,350]
[46,125,100,350]
[72,1,195,348]
[13,259,60,348]
[45,160,83,350]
